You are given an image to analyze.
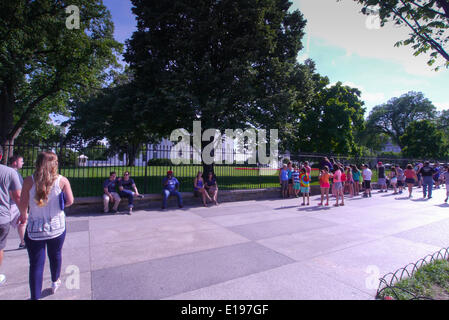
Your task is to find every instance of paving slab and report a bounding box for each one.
[302,236,442,296]
[164,262,371,300]
[228,216,337,241]
[92,242,294,300]
[90,227,249,270]
[2,187,449,300]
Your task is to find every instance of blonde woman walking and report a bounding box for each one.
[18,152,74,300]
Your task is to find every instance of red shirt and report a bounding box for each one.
[404,169,416,179]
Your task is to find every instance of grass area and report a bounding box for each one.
[18,165,382,197]
[378,260,449,300]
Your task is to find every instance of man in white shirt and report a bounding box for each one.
[8,155,26,249]
[0,147,22,286]
[362,164,372,198]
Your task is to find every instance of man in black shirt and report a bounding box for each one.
[118,171,144,215]
[417,161,435,199]
[377,162,387,193]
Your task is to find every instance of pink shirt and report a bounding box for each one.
[333,169,342,183]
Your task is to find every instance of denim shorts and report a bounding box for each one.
[333,182,343,190]
[0,223,10,250]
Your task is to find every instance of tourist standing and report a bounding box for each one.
[396,165,405,194]
[299,168,310,206]
[279,164,289,199]
[418,161,435,199]
[331,165,344,206]
[351,165,361,196]
[292,165,300,198]
[0,147,22,286]
[377,162,387,193]
[18,151,74,299]
[389,165,398,194]
[8,155,26,249]
[404,164,417,198]
[318,166,330,206]
[362,164,372,198]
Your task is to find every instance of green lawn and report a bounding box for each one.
[18,166,381,197]
[378,260,449,300]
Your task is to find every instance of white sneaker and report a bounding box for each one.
[0,274,6,286]
[51,279,62,294]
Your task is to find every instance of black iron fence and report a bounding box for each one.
[2,143,448,198]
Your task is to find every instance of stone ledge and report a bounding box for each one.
[65,184,383,215]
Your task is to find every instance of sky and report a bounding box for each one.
[102,0,449,116]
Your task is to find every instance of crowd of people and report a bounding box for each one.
[102,169,220,212]
[279,157,449,207]
[1,145,449,300]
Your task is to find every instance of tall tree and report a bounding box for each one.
[348,0,449,69]
[0,0,122,162]
[366,91,437,149]
[291,80,366,155]
[400,120,446,159]
[67,70,156,166]
[124,0,310,171]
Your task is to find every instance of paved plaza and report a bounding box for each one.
[1,187,449,300]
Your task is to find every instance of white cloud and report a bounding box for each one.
[294,0,447,77]
[341,81,385,105]
[435,102,449,111]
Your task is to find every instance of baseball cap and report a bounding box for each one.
[167,170,173,175]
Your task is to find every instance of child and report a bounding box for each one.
[299,168,310,206]
[331,165,344,206]
[319,166,330,206]
[345,166,354,198]
[362,164,372,198]
[292,164,300,198]
[351,165,361,196]
[443,165,449,203]
[287,162,293,198]
[279,164,289,199]
[389,165,398,194]
[396,165,405,194]
[404,164,417,198]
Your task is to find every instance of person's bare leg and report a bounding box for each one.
[18,224,26,246]
[213,190,218,205]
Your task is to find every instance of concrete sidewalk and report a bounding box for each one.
[1,187,449,300]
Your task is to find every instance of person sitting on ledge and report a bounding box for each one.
[194,171,211,207]
[205,172,219,206]
[118,171,144,215]
[103,172,120,214]
[161,170,183,210]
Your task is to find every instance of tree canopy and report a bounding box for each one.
[400,119,447,159]
[124,0,310,151]
[0,0,122,161]
[291,75,366,155]
[348,0,449,70]
[365,91,437,149]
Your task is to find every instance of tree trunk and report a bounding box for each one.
[0,81,15,164]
